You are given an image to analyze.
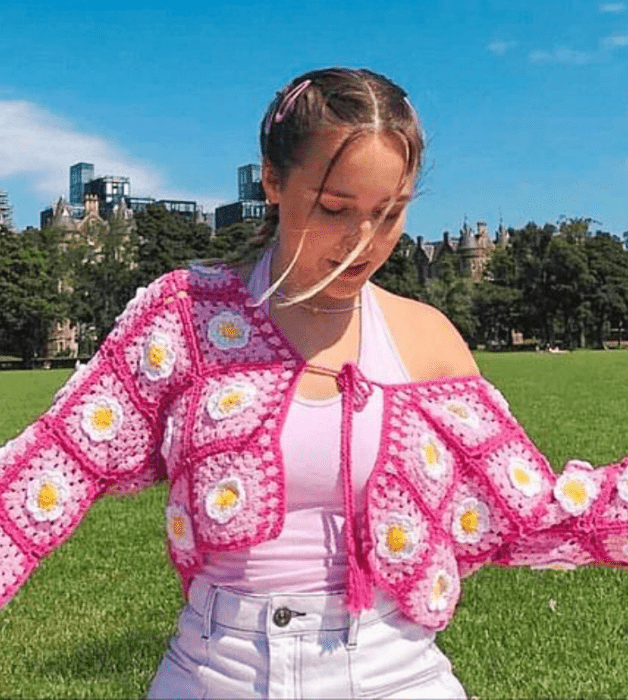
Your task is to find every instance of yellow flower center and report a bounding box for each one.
[460,509,480,533]
[513,466,531,486]
[563,479,587,505]
[448,403,469,419]
[148,343,167,369]
[92,406,114,431]
[215,486,238,509]
[424,442,440,466]
[433,574,449,599]
[387,525,407,551]
[219,391,244,414]
[172,515,186,538]
[219,322,242,340]
[37,482,58,511]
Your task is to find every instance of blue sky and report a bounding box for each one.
[1,0,627,240]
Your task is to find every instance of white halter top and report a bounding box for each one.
[199,247,411,593]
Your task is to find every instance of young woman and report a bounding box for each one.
[2,68,628,699]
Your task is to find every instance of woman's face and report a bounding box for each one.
[263,129,414,303]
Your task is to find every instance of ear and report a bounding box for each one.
[262,161,282,204]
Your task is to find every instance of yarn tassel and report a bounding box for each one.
[346,554,374,614]
[337,363,375,615]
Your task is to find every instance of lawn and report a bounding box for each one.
[1,352,628,698]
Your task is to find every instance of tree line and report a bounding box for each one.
[0,204,251,362]
[374,218,628,350]
[0,207,627,363]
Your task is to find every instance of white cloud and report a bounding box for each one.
[529,46,596,65]
[487,40,517,56]
[0,100,223,212]
[600,2,625,12]
[602,33,628,46]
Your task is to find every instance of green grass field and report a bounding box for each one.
[1,352,628,698]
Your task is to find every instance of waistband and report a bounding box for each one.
[188,578,398,638]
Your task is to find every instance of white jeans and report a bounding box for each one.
[147,580,466,699]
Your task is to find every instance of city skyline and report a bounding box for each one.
[0,0,626,238]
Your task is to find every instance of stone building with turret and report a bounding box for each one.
[414,219,509,283]
[40,194,136,358]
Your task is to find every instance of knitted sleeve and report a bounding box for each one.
[423,377,628,576]
[0,270,195,609]
[381,375,628,587]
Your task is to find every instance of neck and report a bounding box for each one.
[273,288,361,315]
[269,245,362,315]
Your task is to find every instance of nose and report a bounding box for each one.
[358,219,373,236]
[341,219,371,248]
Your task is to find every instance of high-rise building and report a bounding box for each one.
[215,164,266,230]
[238,164,264,202]
[84,175,131,218]
[43,162,206,229]
[70,162,95,206]
[215,200,266,230]
[0,189,13,229]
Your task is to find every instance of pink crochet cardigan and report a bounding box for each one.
[1,265,628,631]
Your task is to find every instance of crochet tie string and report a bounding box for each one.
[335,363,373,413]
[336,362,375,613]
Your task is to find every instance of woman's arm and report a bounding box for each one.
[0,270,194,610]
[376,287,628,574]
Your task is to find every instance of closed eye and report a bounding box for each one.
[319,203,347,216]
[375,208,404,222]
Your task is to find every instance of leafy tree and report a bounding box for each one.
[68,212,138,348]
[134,204,215,287]
[210,221,259,262]
[472,245,521,347]
[583,232,628,348]
[372,233,421,299]
[544,235,591,348]
[508,222,558,346]
[0,225,66,363]
[420,255,476,342]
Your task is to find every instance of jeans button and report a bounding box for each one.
[273,607,292,627]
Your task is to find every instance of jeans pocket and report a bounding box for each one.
[172,603,209,667]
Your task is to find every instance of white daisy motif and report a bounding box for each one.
[452,497,490,545]
[207,382,257,421]
[376,512,423,563]
[26,471,70,522]
[486,384,511,414]
[554,471,599,516]
[205,477,246,523]
[444,400,480,428]
[207,311,250,350]
[81,396,124,442]
[166,504,195,550]
[418,434,448,480]
[617,466,628,505]
[507,457,543,497]
[427,569,454,612]
[140,332,176,381]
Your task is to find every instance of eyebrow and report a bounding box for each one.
[314,187,411,204]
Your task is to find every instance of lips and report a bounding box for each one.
[330,260,369,277]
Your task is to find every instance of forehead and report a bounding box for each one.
[296,128,413,198]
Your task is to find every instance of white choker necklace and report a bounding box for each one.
[272,289,361,315]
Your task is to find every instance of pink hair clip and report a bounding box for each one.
[273,79,312,124]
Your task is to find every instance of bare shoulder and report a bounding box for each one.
[370,283,479,382]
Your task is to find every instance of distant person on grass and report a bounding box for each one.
[2,67,628,699]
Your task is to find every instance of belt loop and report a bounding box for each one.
[346,611,360,651]
[201,585,218,640]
